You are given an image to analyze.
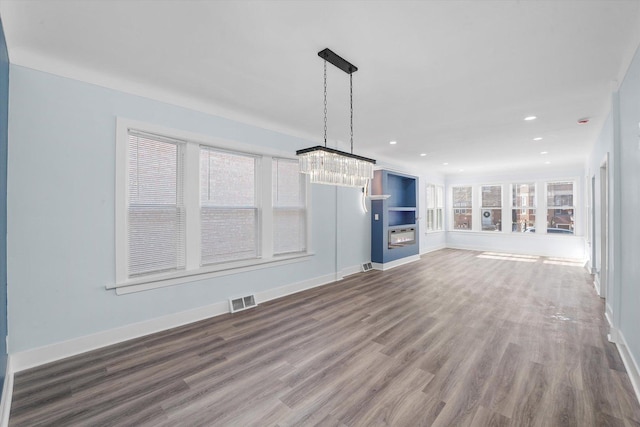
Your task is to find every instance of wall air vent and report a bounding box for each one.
[362,262,373,272]
[229,294,257,313]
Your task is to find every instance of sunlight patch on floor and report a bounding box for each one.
[477,253,538,263]
[543,259,584,267]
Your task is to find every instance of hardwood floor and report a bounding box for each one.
[9,248,640,426]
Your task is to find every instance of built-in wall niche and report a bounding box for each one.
[386,174,417,208]
[388,208,416,226]
[371,170,419,268]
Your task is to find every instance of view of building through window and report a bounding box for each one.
[481,185,502,231]
[512,183,535,232]
[452,186,472,229]
[547,181,574,234]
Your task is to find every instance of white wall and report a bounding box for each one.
[7,65,371,353]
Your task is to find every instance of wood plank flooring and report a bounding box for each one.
[9,248,640,426]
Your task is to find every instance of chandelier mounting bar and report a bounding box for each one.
[296,145,376,164]
[318,48,358,74]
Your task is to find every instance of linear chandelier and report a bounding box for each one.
[297,48,376,188]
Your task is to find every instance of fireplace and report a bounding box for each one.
[388,227,416,249]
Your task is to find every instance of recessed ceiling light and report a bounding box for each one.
[540,151,548,155]
[442,162,449,165]
[524,116,537,121]
[420,153,427,157]
[545,161,551,165]
[459,169,464,172]
[389,140,397,145]
[533,137,543,141]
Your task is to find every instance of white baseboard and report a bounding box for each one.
[594,275,601,296]
[614,328,640,407]
[372,254,421,271]
[255,273,337,304]
[11,300,229,372]
[340,264,365,278]
[420,244,446,255]
[0,357,13,427]
[11,270,352,373]
[605,305,613,328]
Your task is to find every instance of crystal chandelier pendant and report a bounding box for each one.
[296,48,376,188]
[297,146,375,187]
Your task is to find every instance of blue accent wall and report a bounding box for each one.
[371,170,419,264]
[0,16,10,393]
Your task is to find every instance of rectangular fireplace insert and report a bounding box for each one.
[388,227,416,249]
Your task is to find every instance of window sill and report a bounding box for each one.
[447,230,580,237]
[109,252,314,295]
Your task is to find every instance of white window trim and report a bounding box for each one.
[112,118,312,294]
[445,177,580,236]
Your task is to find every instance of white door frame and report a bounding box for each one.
[599,154,609,300]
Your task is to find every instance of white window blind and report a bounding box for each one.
[200,147,260,265]
[127,132,185,277]
[272,158,306,255]
[426,184,444,231]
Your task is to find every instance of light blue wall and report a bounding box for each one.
[616,42,640,362]
[0,16,9,390]
[7,65,371,353]
[337,186,371,273]
[587,40,640,374]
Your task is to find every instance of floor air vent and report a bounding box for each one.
[229,295,257,313]
[362,262,373,272]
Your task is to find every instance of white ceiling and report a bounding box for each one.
[2,0,640,176]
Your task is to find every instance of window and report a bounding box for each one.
[452,186,472,230]
[512,183,535,232]
[116,122,309,291]
[426,184,444,231]
[481,185,502,231]
[273,158,306,254]
[547,181,574,234]
[127,132,185,277]
[200,148,259,265]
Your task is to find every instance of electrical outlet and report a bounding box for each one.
[374,213,379,220]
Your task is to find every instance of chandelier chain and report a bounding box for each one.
[323,60,327,147]
[350,72,353,154]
